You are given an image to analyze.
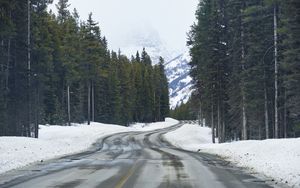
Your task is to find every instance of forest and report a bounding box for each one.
[184,0,300,142]
[0,0,170,137]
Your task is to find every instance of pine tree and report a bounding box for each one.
[188,0,300,141]
[141,48,152,65]
[158,57,170,120]
[118,55,133,125]
[281,0,300,137]
[0,1,170,136]
[56,0,70,24]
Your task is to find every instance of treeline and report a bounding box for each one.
[0,0,169,137]
[188,0,300,142]
[170,94,199,121]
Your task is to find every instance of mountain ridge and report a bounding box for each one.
[164,51,194,109]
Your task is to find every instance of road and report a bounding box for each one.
[0,123,275,188]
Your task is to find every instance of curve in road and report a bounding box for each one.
[0,123,275,188]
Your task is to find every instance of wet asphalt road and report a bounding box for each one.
[0,123,277,188]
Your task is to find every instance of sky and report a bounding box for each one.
[49,0,199,57]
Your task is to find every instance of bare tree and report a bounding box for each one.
[27,0,32,137]
[241,1,247,140]
[273,3,279,138]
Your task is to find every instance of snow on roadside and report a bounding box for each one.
[164,123,300,188]
[163,123,216,151]
[0,118,178,174]
[130,118,179,131]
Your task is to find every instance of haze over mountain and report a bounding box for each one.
[49,0,197,109]
[118,24,177,63]
[49,0,199,55]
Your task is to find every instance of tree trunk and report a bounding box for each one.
[259,122,262,140]
[91,82,95,122]
[222,120,225,142]
[217,100,221,142]
[241,1,247,140]
[211,99,215,144]
[153,92,156,121]
[242,95,247,140]
[27,0,31,137]
[199,102,203,126]
[87,81,91,125]
[6,38,11,90]
[264,72,269,139]
[158,95,161,121]
[283,89,287,138]
[274,4,279,139]
[221,100,225,143]
[34,78,39,138]
[67,85,71,126]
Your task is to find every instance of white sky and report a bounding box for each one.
[50,0,199,55]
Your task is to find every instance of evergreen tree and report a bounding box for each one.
[141,48,152,65]
[188,0,300,141]
[0,1,170,136]
[281,0,300,137]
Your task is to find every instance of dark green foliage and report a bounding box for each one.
[0,1,170,136]
[188,0,300,141]
[281,0,300,137]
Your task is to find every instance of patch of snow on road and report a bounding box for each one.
[164,123,300,188]
[0,118,178,174]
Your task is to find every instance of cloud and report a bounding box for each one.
[49,0,198,55]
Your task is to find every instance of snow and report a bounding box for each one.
[130,118,179,131]
[117,25,175,64]
[180,75,193,84]
[164,123,215,151]
[164,123,300,188]
[169,84,194,109]
[0,118,178,174]
[165,51,194,109]
[182,51,192,62]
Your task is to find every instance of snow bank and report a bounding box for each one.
[0,118,178,174]
[163,123,215,151]
[130,118,179,131]
[164,123,300,188]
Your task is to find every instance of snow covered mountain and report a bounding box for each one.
[118,26,193,109]
[118,25,174,64]
[164,52,194,109]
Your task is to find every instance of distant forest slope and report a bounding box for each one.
[0,0,169,137]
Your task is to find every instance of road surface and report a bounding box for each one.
[0,123,275,188]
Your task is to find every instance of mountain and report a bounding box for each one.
[118,25,175,64]
[164,52,194,109]
[118,27,193,109]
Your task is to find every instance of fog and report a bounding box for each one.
[49,0,199,55]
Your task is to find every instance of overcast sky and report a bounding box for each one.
[50,0,199,55]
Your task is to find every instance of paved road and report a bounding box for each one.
[0,123,276,188]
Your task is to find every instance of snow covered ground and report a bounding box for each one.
[130,118,178,131]
[164,123,300,188]
[0,118,178,174]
